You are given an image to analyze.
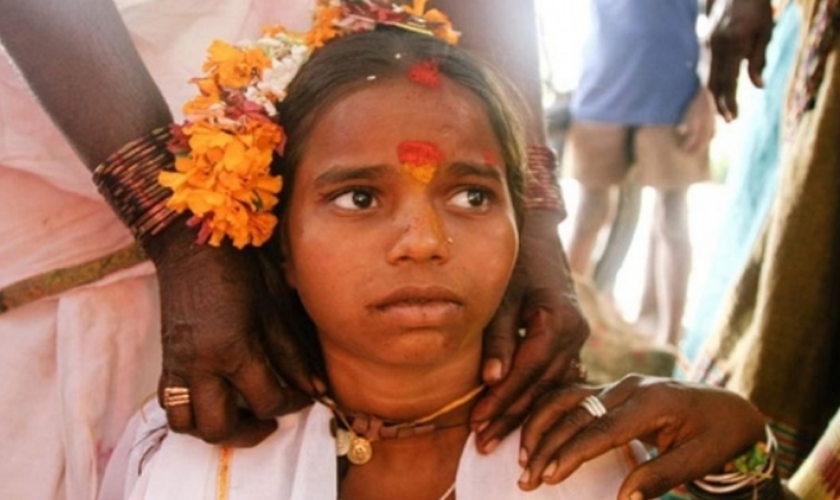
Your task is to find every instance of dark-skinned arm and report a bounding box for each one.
[519,375,782,499]
[440,0,590,450]
[0,0,312,446]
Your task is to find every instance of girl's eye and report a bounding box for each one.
[449,187,492,210]
[333,189,377,210]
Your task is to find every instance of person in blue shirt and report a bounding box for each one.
[563,0,716,347]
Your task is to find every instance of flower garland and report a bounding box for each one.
[160,0,459,248]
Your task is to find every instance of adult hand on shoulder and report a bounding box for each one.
[472,209,589,450]
[707,0,774,121]
[518,374,767,499]
[146,223,314,447]
[677,87,716,154]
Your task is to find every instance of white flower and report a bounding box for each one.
[258,44,310,102]
[244,86,278,117]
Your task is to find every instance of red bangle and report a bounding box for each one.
[523,145,565,215]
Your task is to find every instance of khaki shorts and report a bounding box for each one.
[562,121,711,190]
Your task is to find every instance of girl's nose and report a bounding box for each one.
[385,196,452,265]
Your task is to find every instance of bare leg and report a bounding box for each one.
[562,122,631,276]
[567,186,612,275]
[650,188,691,346]
[636,227,659,335]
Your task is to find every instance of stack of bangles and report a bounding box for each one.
[92,128,566,246]
[687,426,785,500]
[92,126,181,245]
[524,145,566,216]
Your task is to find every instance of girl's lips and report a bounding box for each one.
[372,286,464,327]
[372,285,463,310]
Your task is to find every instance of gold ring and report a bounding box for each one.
[163,386,191,408]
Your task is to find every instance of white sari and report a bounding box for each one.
[101,401,641,500]
[0,2,310,499]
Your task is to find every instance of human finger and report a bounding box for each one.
[480,289,522,387]
[158,373,195,434]
[708,49,741,121]
[518,385,591,464]
[160,372,279,447]
[218,409,279,448]
[189,374,239,444]
[618,441,717,500]
[472,309,578,447]
[225,351,308,420]
[747,23,772,88]
[707,18,745,122]
[520,382,644,490]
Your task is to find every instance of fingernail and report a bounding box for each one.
[629,491,644,500]
[519,447,529,466]
[483,438,500,454]
[475,421,490,434]
[542,461,558,480]
[311,376,327,395]
[483,358,504,383]
[518,468,531,484]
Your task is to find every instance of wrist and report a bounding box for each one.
[688,425,784,500]
[93,126,180,246]
[140,212,199,267]
[522,145,567,221]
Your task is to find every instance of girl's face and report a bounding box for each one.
[283,77,518,371]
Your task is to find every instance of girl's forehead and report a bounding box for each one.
[300,78,502,167]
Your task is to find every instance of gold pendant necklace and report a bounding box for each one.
[323,385,485,465]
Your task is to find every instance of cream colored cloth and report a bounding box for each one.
[99,401,640,500]
[0,2,310,499]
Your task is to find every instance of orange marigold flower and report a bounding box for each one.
[425,10,459,45]
[160,0,462,248]
[403,0,429,16]
[306,5,342,48]
[204,40,271,89]
[261,24,287,38]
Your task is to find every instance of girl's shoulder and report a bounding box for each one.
[457,428,642,500]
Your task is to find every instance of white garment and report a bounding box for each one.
[0,2,310,499]
[100,401,639,500]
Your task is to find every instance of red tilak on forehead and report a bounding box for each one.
[407,60,441,88]
[398,140,445,184]
[483,150,497,166]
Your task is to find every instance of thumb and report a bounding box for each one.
[482,292,522,386]
[617,445,707,500]
[677,122,700,153]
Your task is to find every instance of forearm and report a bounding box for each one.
[440,0,547,145]
[0,0,171,169]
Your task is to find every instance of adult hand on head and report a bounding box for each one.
[472,209,589,451]
[518,374,768,499]
[146,223,314,447]
[677,87,716,154]
[707,0,774,121]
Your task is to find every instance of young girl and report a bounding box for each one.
[99,17,773,500]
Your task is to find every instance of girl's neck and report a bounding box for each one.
[322,346,482,422]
